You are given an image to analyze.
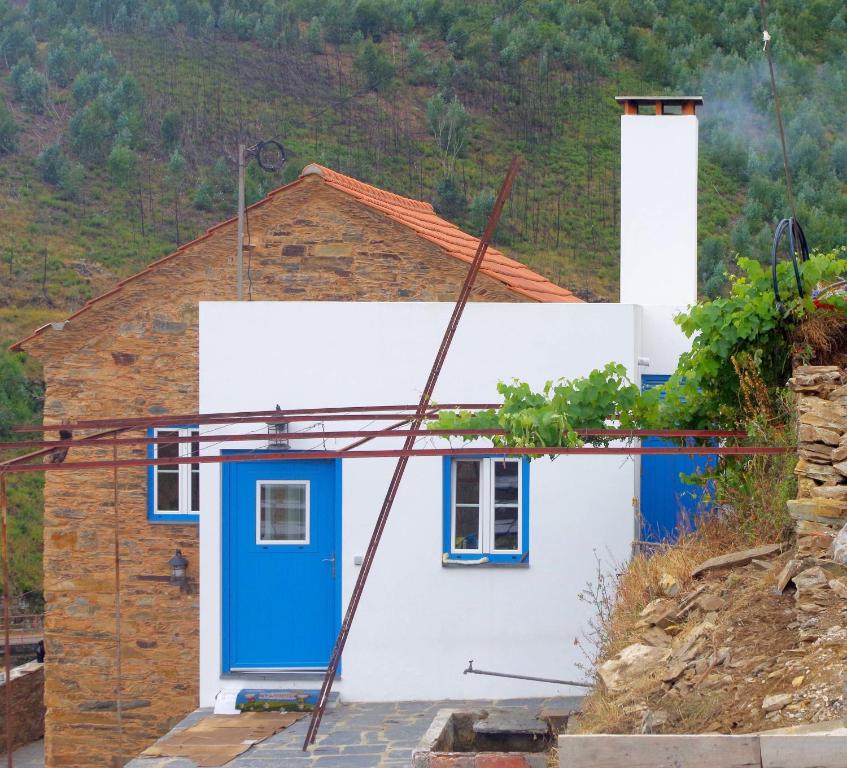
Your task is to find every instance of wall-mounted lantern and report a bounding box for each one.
[268,404,290,450]
[169,549,188,587]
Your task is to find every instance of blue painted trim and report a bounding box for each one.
[220,450,343,675]
[442,455,530,566]
[147,425,200,523]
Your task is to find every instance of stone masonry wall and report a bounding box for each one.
[23,177,530,768]
[0,661,45,752]
[787,365,847,556]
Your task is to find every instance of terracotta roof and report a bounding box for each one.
[300,164,580,304]
[12,164,579,351]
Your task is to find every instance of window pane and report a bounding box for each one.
[260,484,308,542]
[157,430,180,460]
[455,461,480,504]
[454,507,480,550]
[156,471,180,512]
[191,468,200,512]
[190,432,200,513]
[494,461,519,503]
[493,506,519,551]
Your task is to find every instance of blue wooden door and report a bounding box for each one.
[640,376,714,542]
[222,458,340,672]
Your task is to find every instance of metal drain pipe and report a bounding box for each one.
[463,660,591,688]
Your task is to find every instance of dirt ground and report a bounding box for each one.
[571,541,847,735]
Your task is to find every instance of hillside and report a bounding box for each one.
[2,0,847,601]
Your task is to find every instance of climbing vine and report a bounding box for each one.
[430,250,847,448]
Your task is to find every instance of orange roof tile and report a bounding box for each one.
[12,164,580,351]
[300,164,580,304]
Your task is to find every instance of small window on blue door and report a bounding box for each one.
[443,457,530,565]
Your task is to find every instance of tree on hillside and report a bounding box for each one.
[160,110,183,152]
[0,21,36,68]
[354,40,394,91]
[426,93,469,178]
[0,100,18,154]
[36,143,68,186]
[167,148,187,245]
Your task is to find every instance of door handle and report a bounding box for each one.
[322,553,336,578]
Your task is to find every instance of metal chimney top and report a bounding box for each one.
[615,96,703,116]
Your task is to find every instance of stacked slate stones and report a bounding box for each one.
[788,366,847,557]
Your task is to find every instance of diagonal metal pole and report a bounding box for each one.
[303,157,521,749]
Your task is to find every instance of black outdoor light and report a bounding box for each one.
[169,549,188,587]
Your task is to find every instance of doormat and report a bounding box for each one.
[236,688,319,712]
[140,711,304,767]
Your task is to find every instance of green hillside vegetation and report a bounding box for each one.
[2,0,847,601]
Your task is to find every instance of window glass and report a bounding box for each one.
[454,507,480,550]
[494,461,519,503]
[156,430,180,512]
[455,461,481,503]
[190,431,200,513]
[454,460,481,550]
[493,507,519,551]
[259,483,308,543]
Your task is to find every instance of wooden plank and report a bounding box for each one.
[691,544,783,577]
[558,735,761,768]
[760,734,847,768]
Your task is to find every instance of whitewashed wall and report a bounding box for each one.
[198,301,685,704]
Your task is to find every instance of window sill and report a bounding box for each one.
[441,553,529,568]
[148,514,200,524]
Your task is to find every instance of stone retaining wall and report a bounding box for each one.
[0,661,44,753]
[787,365,847,556]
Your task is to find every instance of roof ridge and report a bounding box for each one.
[301,164,435,214]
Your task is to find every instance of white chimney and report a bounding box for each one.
[617,96,701,307]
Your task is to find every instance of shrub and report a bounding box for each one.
[0,100,18,154]
[36,143,68,185]
[354,40,394,91]
[160,110,183,151]
[432,175,466,219]
[69,97,114,163]
[18,68,48,113]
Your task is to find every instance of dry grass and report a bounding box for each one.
[792,309,847,368]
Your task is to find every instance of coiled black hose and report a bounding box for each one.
[771,217,809,311]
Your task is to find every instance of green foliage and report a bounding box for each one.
[0,98,18,154]
[108,143,138,188]
[0,20,36,67]
[160,110,183,151]
[0,350,41,440]
[432,250,847,448]
[36,142,68,185]
[354,40,394,91]
[306,16,323,54]
[432,174,466,219]
[426,93,469,176]
[468,188,495,236]
[68,98,107,160]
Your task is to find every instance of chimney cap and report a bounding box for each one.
[616,95,703,116]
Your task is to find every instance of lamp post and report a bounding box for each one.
[236,140,286,300]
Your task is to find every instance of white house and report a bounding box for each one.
[191,96,702,706]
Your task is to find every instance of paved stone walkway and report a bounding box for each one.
[127,697,581,767]
[3,739,44,767]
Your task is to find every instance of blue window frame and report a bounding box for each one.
[442,456,530,565]
[147,426,200,523]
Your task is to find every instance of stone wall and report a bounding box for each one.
[787,365,847,556]
[0,661,45,752]
[22,177,531,768]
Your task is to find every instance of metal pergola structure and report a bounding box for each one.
[0,158,790,765]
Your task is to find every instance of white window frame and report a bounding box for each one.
[256,480,311,546]
[451,458,522,555]
[152,427,200,516]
